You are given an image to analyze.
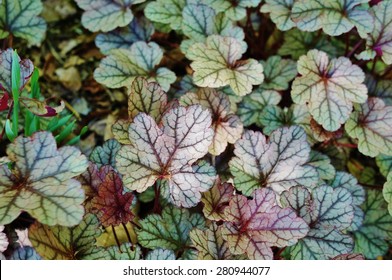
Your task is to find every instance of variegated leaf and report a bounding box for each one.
[282,185,355,259]
[0,132,88,226]
[291,49,367,131]
[222,188,309,260]
[116,105,216,207]
[346,97,392,157]
[186,35,264,96]
[180,88,243,155]
[229,126,318,196]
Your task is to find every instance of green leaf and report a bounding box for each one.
[186,35,264,96]
[146,248,176,260]
[278,29,341,60]
[354,190,392,259]
[95,17,155,54]
[137,205,202,250]
[260,104,312,137]
[345,97,392,157]
[180,4,246,53]
[102,243,141,260]
[366,76,392,106]
[0,131,88,226]
[29,214,105,260]
[190,223,235,260]
[237,89,281,127]
[229,126,318,196]
[282,186,354,259]
[291,0,373,37]
[383,172,392,216]
[145,0,186,30]
[222,188,309,260]
[306,150,336,181]
[204,0,261,21]
[260,56,297,91]
[116,105,216,207]
[260,0,295,31]
[180,88,243,155]
[329,171,365,231]
[0,48,34,94]
[201,178,234,221]
[291,49,368,131]
[94,42,176,91]
[376,154,392,177]
[75,0,146,32]
[90,139,121,168]
[0,0,47,46]
[357,1,392,65]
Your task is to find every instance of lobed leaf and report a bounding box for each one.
[29,214,104,260]
[291,0,373,37]
[186,35,264,96]
[0,131,88,226]
[282,185,355,259]
[204,0,261,21]
[181,4,246,53]
[116,105,215,207]
[237,89,281,127]
[95,17,155,54]
[201,178,234,221]
[357,1,392,65]
[90,139,121,168]
[306,151,336,181]
[180,88,243,155]
[145,0,185,30]
[75,0,146,32]
[260,104,311,137]
[91,168,135,227]
[278,29,341,60]
[137,205,203,250]
[260,0,295,31]
[222,188,309,260]
[94,42,176,91]
[229,126,318,196]
[260,56,297,91]
[354,190,392,259]
[190,223,235,260]
[346,98,392,157]
[0,0,47,46]
[377,154,392,178]
[291,49,368,131]
[329,171,365,231]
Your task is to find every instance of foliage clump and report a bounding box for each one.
[0,0,392,260]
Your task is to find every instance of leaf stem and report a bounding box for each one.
[346,39,363,58]
[111,225,123,253]
[122,222,134,250]
[334,141,358,149]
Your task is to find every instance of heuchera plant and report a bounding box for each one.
[0,0,392,260]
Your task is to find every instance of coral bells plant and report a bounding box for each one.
[0,0,392,260]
